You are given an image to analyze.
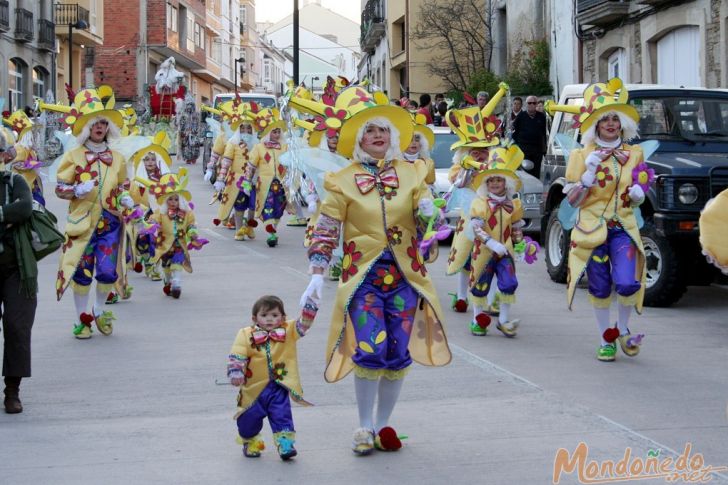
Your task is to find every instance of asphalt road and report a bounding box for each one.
[2,159,727,485]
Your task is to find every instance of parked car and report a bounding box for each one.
[212,92,278,111]
[541,84,728,307]
[430,127,543,234]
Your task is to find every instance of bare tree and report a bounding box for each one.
[411,0,494,93]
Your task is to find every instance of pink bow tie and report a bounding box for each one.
[252,327,286,345]
[85,150,114,166]
[167,209,185,219]
[595,147,630,165]
[355,166,399,195]
[488,198,514,213]
[264,142,281,149]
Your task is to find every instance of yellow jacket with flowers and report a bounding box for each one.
[565,143,646,312]
[148,208,197,273]
[217,137,251,221]
[311,159,451,383]
[446,163,479,274]
[248,142,288,220]
[229,319,312,418]
[468,197,523,293]
[54,145,129,300]
[11,146,43,198]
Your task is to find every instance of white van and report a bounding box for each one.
[212,92,278,111]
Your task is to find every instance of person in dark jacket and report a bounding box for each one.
[0,166,37,414]
[512,95,548,177]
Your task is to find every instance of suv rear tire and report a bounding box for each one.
[545,209,570,283]
[640,221,687,307]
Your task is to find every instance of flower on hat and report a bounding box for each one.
[314,107,347,137]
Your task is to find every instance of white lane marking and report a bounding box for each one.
[451,343,728,478]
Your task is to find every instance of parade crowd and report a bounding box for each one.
[3,70,724,462]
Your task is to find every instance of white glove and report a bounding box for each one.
[584,152,603,173]
[485,238,508,257]
[305,194,318,216]
[581,170,597,188]
[628,184,645,203]
[213,180,225,192]
[204,169,213,182]
[418,198,435,218]
[119,195,135,209]
[74,180,95,198]
[300,274,324,308]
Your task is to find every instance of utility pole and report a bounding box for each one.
[293,0,299,85]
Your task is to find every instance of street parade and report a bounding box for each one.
[2,1,728,484]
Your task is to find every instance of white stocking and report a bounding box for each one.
[617,304,632,335]
[499,302,511,324]
[487,279,498,306]
[457,270,469,300]
[354,376,378,430]
[170,270,182,289]
[594,307,612,346]
[472,303,484,319]
[375,377,404,432]
[73,291,90,316]
[94,285,108,315]
[233,211,245,231]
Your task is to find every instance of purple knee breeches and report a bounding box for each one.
[72,210,121,287]
[236,381,294,439]
[471,254,518,299]
[586,227,641,299]
[261,179,286,221]
[348,252,418,372]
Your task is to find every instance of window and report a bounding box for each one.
[554,97,584,146]
[240,5,247,35]
[194,23,201,47]
[657,26,700,86]
[8,59,25,111]
[187,13,195,51]
[264,59,271,83]
[607,48,627,83]
[168,5,178,32]
[33,67,48,100]
[199,28,205,51]
[211,39,222,64]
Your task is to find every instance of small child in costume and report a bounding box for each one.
[143,170,206,299]
[2,111,45,206]
[227,295,318,460]
[468,146,526,337]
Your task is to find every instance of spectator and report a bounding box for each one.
[477,91,489,109]
[512,95,548,177]
[536,100,545,113]
[434,101,448,127]
[406,99,419,111]
[434,93,445,105]
[510,97,523,125]
[417,94,434,124]
[537,99,552,132]
[0,169,37,414]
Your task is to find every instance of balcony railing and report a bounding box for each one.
[54,3,89,28]
[14,8,33,42]
[0,1,9,32]
[576,0,631,27]
[360,0,385,53]
[38,18,55,51]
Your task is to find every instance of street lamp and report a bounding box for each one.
[68,18,88,96]
[234,57,246,94]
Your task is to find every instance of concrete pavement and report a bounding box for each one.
[2,161,727,484]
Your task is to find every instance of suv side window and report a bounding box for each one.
[556,97,583,143]
[631,98,671,136]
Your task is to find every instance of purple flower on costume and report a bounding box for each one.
[631,162,655,193]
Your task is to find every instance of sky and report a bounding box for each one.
[255,0,361,24]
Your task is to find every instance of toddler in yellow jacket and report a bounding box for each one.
[227,295,318,460]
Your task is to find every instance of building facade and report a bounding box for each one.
[576,0,727,88]
[0,0,55,110]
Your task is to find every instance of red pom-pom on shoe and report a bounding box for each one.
[133,262,143,273]
[475,313,491,328]
[265,224,276,234]
[603,326,620,343]
[79,312,94,326]
[213,218,221,226]
[248,219,258,228]
[453,299,468,313]
[377,426,402,451]
[163,284,171,296]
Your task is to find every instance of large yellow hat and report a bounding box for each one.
[471,145,524,192]
[699,188,728,274]
[447,82,509,150]
[137,168,192,203]
[252,107,285,138]
[38,85,123,136]
[131,131,173,170]
[3,110,34,140]
[218,98,255,129]
[544,77,639,134]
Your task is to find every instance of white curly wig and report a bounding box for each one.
[581,110,639,146]
[352,117,402,162]
[75,115,121,145]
